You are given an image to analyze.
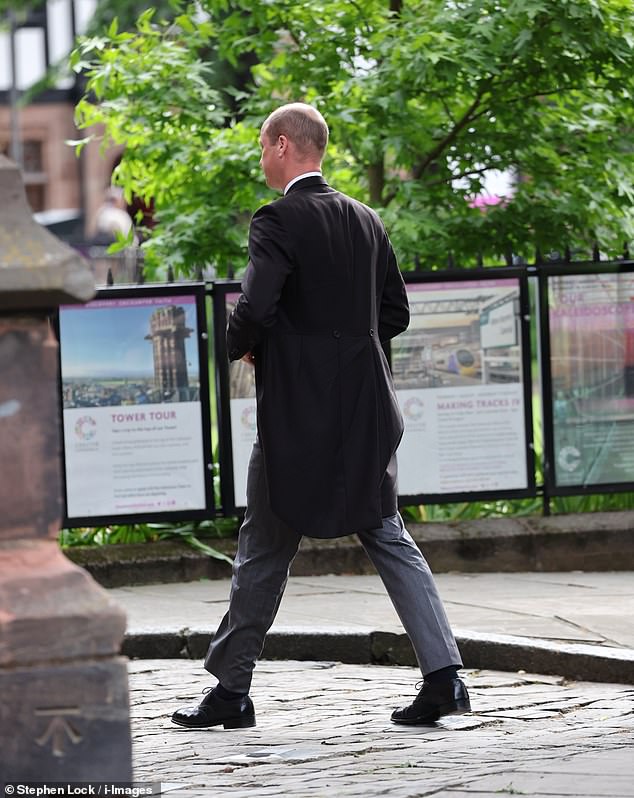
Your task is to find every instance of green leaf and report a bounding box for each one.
[64,135,94,156]
[182,535,234,563]
[175,13,195,33]
[106,225,135,253]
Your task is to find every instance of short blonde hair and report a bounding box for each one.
[262,103,329,159]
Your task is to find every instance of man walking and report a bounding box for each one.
[172,103,470,729]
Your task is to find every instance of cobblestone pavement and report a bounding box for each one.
[130,659,634,798]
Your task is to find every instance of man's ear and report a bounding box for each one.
[277,134,289,157]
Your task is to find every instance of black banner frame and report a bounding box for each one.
[57,282,215,528]
[395,267,536,507]
[538,260,634,499]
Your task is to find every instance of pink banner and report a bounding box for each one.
[407,279,517,292]
[62,295,197,311]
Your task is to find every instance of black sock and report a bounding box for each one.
[424,665,458,684]
[213,683,247,701]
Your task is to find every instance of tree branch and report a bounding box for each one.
[381,78,580,208]
[411,83,490,180]
[427,164,502,188]
[463,84,580,127]
[440,95,456,126]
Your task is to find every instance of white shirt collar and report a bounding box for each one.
[284,171,323,195]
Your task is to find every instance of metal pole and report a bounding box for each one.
[69,0,89,231]
[8,10,23,169]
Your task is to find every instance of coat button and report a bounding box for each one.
[369,329,374,336]
[333,329,340,338]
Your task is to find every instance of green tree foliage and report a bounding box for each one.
[86,0,176,34]
[72,0,634,276]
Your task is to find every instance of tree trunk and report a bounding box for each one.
[368,160,385,205]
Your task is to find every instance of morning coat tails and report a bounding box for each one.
[227,175,410,538]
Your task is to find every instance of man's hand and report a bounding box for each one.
[241,351,255,367]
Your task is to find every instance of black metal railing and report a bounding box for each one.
[56,242,634,525]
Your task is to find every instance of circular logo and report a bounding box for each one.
[558,445,581,473]
[75,415,97,441]
[241,405,257,432]
[403,396,425,421]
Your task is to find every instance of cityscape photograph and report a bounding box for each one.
[59,299,200,408]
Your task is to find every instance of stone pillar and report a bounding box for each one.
[0,155,132,784]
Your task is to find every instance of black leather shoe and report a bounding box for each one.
[171,689,256,729]
[391,678,471,725]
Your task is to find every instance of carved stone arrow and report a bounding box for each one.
[35,710,83,758]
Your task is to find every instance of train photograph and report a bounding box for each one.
[391,282,522,391]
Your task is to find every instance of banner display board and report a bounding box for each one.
[211,281,255,514]
[225,291,257,508]
[58,285,213,525]
[546,270,634,490]
[393,272,534,503]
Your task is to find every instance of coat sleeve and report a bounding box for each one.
[226,203,294,361]
[378,240,410,343]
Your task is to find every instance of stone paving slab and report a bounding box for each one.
[110,572,634,648]
[128,659,634,798]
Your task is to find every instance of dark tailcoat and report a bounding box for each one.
[227,176,409,538]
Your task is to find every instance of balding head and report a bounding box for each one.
[261,103,329,161]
